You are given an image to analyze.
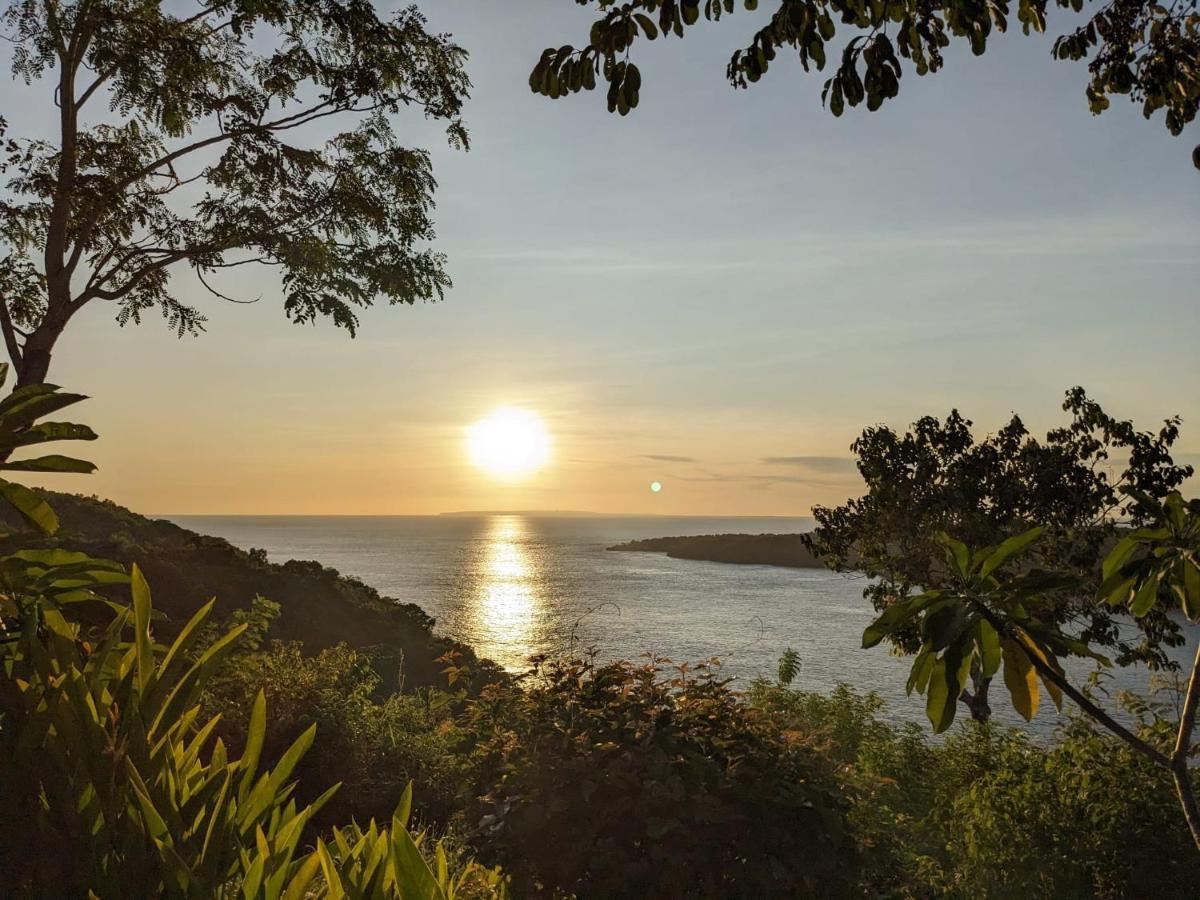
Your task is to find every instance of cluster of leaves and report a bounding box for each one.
[863,488,1200,849]
[862,528,1096,732]
[0,362,98,536]
[806,388,1192,677]
[463,654,854,899]
[1053,0,1200,145]
[535,0,1200,167]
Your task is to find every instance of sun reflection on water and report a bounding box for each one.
[470,516,541,671]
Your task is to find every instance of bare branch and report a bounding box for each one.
[195,267,260,304]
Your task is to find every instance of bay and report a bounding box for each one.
[170,513,1196,735]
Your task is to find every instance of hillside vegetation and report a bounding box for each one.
[4,490,501,690]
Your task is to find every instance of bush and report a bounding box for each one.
[749,680,1200,899]
[944,718,1198,899]
[203,637,471,832]
[464,656,855,899]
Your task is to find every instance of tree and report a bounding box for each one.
[860,491,1200,850]
[803,388,1193,721]
[0,0,470,386]
[531,0,1200,169]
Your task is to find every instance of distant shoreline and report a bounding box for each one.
[608,533,826,569]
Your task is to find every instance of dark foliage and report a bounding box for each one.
[533,0,1200,170]
[464,655,855,899]
[748,681,1200,898]
[610,531,823,567]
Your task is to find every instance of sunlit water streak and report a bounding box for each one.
[173,513,1198,736]
[470,516,540,671]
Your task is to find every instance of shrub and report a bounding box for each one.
[945,718,1199,899]
[203,637,470,831]
[750,679,1200,898]
[464,656,855,899]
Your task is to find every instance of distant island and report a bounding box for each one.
[439,509,626,518]
[608,532,826,569]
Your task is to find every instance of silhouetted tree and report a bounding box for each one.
[533,0,1200,169]
[0,1,469,385]
[804,388,1193,721]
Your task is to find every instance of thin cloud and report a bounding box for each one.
[640,454,696,463]
[761,456,857,472]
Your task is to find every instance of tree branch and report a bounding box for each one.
[975,603,1171,768]
[1171,639,1200,849]
[195,267,260,304]
[0,301,24,369]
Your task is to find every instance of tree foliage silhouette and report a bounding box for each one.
[0,1,469,385]
[533,0,1199,168]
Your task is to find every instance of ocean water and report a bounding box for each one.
[171,513,1196,735]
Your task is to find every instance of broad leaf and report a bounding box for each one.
[1001,638,1039,721]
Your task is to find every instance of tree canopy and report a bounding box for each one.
[0,0,470,385]
[532,0,1200,168]
[804,388,1193,719]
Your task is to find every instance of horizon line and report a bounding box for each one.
[158,510,818,519]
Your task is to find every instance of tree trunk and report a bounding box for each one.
[15,302,70,388]
[960,672,992,723]
[16,341,54,388]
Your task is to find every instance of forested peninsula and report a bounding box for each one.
[608,532,825,568]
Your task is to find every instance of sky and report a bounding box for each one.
[10,1,1200,515]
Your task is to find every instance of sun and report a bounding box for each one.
[466,407,551,479]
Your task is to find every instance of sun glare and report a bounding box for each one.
[466,407,551,479]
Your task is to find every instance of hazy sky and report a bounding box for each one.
[13,1,1200,515]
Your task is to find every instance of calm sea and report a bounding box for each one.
[170,514,1196,735]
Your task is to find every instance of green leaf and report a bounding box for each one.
[0,478,58,534]
[388,816,446,900]
[925,656,955,733]
[394,781,414,831]
[281,853,323,900]
[1181,559,1200,621]
[862,594,932,648]
[977,619,1002,679]
[979,526,1045,578]
[10,548,123,570]
[1101,534,1138,581]
[0,382,61,418]
[0,390,89,432]
[1130,573,1161,617]
[923,602,970,651]
[635,12,658,38]
[938,533,970,578]
[132,565,155,694]
[7,421,98,448]
[0,454,96,473]
[240,691,268,799]
[905,646,934,696]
